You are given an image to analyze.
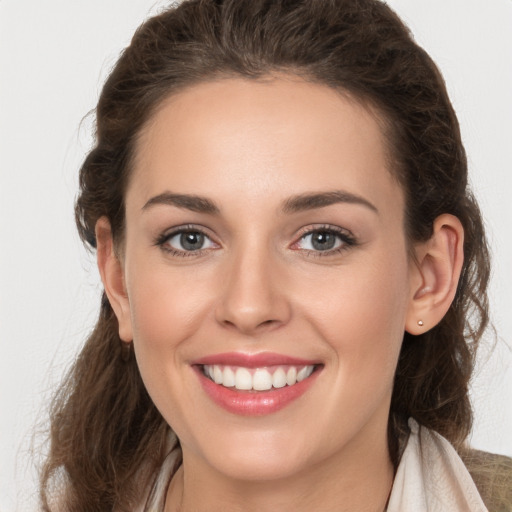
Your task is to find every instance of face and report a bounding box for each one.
[116,76,417,482]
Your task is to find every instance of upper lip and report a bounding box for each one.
[192,351,320,368]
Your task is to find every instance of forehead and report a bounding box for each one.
[129,76,403,220]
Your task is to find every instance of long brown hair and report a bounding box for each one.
[40,1,506,510]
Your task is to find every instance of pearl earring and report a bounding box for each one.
[417,320,424,327]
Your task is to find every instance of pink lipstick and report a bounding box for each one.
[192,352,322,416]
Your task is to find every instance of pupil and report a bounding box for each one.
[312,231,335,251]
[181,232,204,251]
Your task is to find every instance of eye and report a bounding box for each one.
[293,226,357,255]
[169,231,211,251]
[156,227,218,255]
[298,230,342,251]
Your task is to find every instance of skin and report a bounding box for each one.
[97,75,464,511]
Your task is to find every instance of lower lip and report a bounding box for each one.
[195,366,321,416]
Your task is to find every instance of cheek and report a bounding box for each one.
[126,257,212,345]
[299,253,410,441]
[124,261,217,425]
[299,246,410,380]
[123,260,217,403]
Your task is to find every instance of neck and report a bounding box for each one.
[165,422,394,512]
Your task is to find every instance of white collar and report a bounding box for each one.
[387,418,488,511]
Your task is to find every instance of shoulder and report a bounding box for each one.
[460,448,512,512]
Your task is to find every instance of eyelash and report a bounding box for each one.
[154,224,358,258]
[292,225,358,257]
[154,224,217,257]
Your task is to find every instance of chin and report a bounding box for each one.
[210,449,309,482]
[186,425,319,482]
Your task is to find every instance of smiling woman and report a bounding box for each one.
[38,1,512,511]
[98,81,414,496]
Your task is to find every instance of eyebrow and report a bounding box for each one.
[141,189,378,216]
[282,190,378,214]
[142,192,220,214]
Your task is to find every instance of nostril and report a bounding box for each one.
[215,277,292,333]
[220,316,283,335]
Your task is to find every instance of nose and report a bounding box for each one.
[215,245,291,335]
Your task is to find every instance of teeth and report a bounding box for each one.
[213,366,223,384]
[253,369,273,391]
[297,365,313,382]
[203,364,315,391]
[286,367,297,386]
[223,367,235,387]
[235,368,252,390]
[272,368,287,388]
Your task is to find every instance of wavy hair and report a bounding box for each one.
[41,1,509,510]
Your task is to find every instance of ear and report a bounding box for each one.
[405,214,464,335]
[95,217,133,342]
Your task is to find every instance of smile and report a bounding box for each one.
[193,353,322,416]
[202,364,315,391]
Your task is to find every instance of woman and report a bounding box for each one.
[40,0,512,510]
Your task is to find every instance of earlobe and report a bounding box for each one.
[95,217,133,342]
[405,214,464,335]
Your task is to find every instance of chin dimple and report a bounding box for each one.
[203,364,315,391]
